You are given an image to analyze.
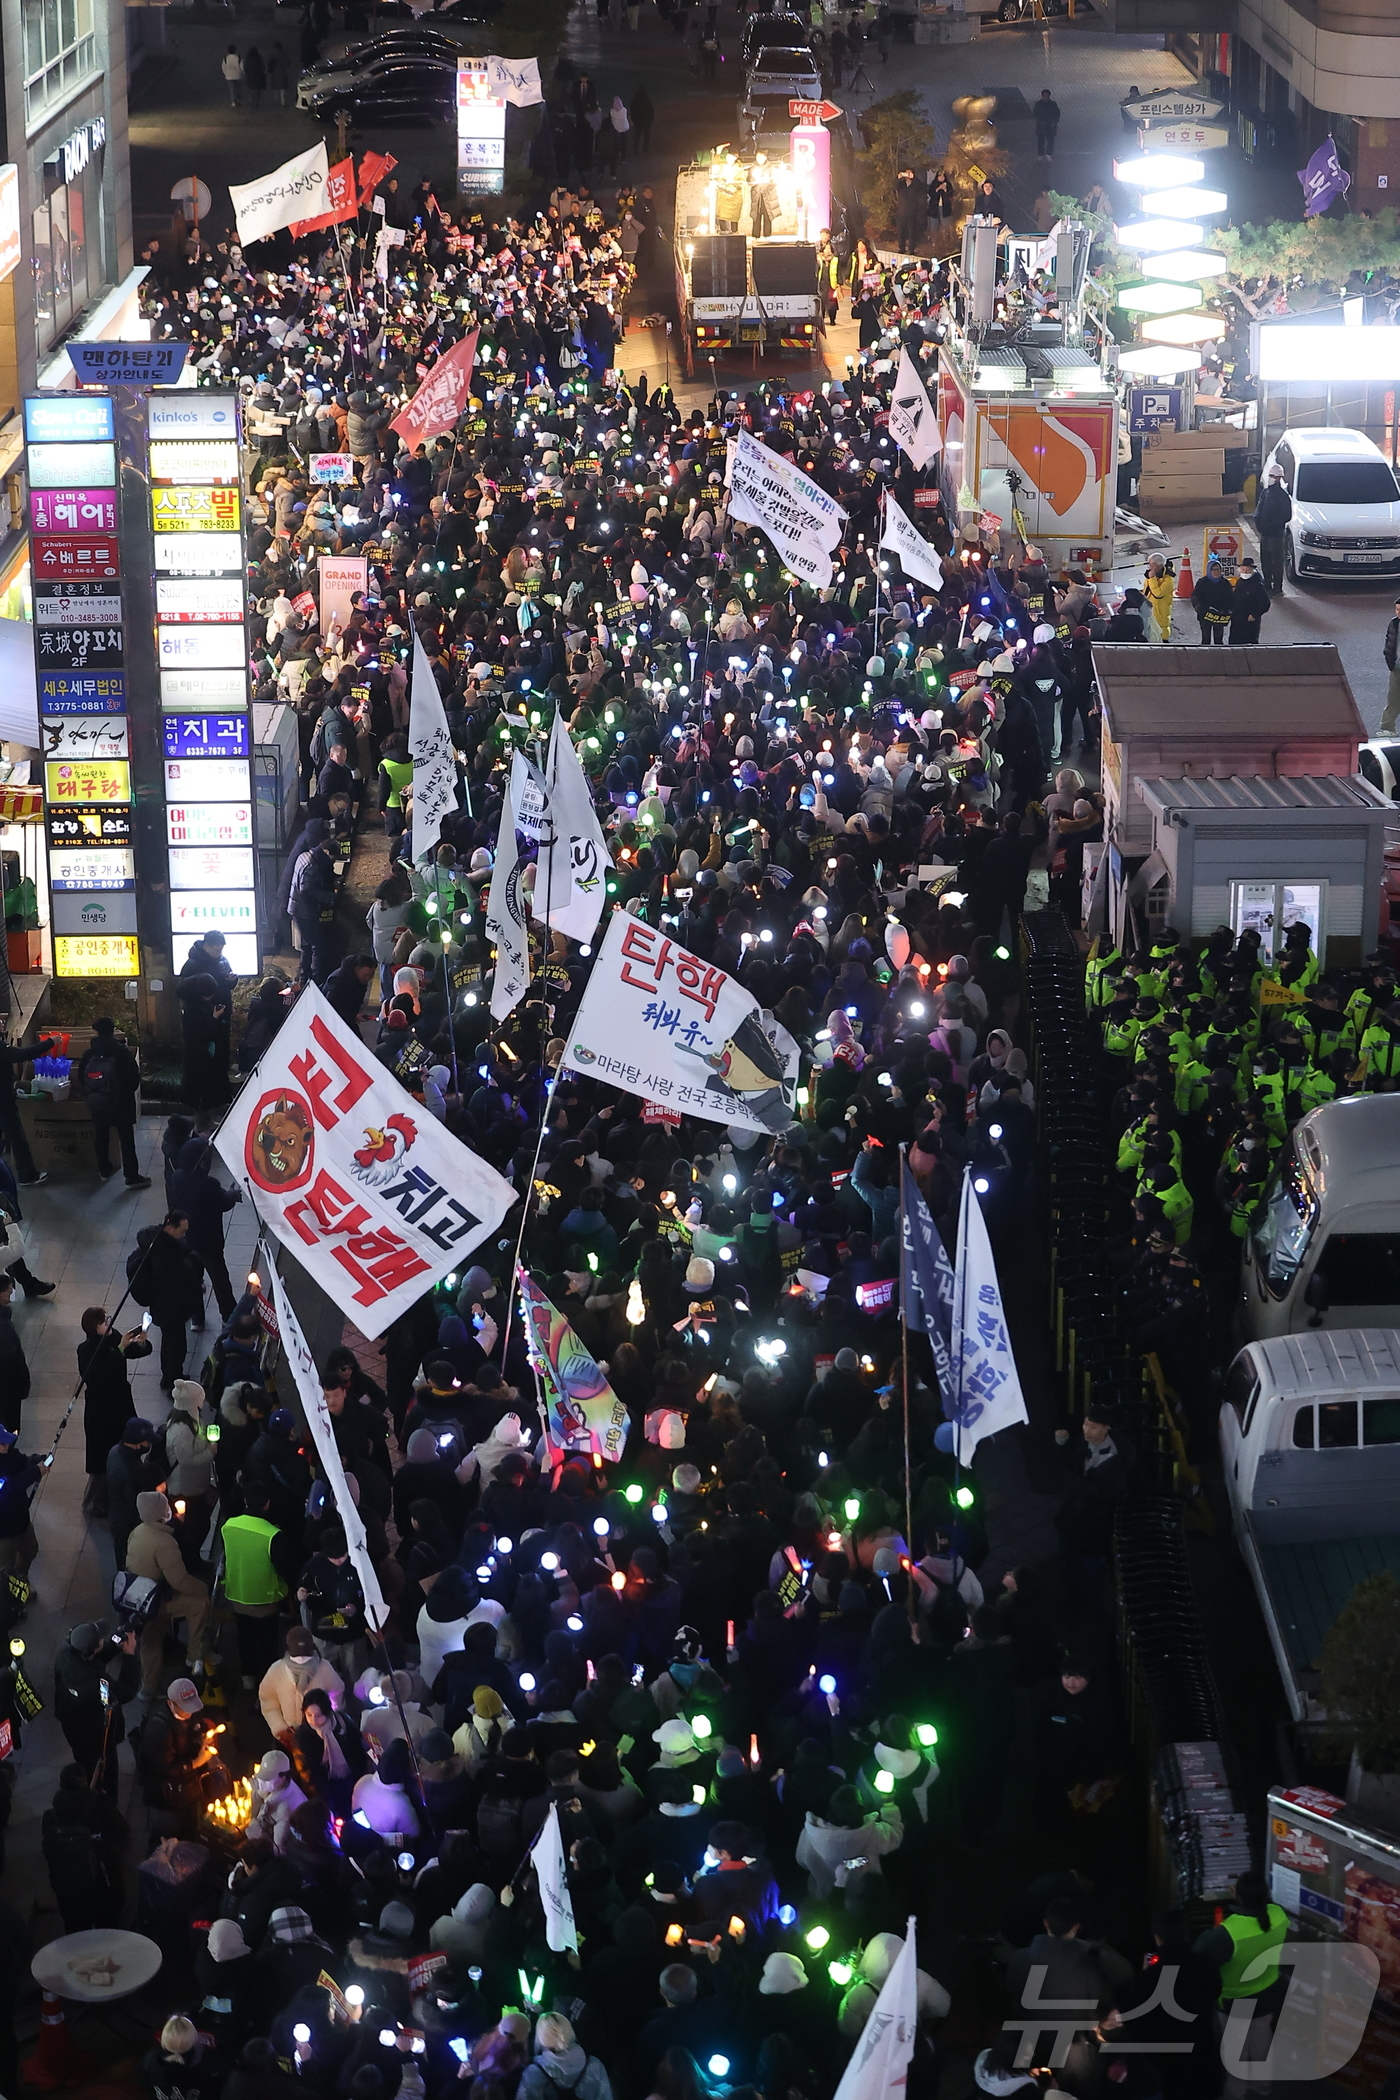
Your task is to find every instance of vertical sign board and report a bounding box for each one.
[457,59,506,197]
[24,393,128,978]
[146,392,259,978]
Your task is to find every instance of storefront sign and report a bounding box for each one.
[170,889,257,935]
[168,844,255,890]
[34,583,123,626]
[160,669,248,711]
[155,578,245,624]
[32,535,120,580]
[147,393,237,438]
[28,442,117,490]
[166,803,253,847]
[0,166,18,285]
[24,395,114,444]
[164,758,255,801]
[30,489,118,535]
[45,759,131,805]
[48,805,133,846]
[149,438,241,485]
[37,672,126,715]
[35,627,123,669]
[457,58,507,195]
[49,846,134,890]
[1128,386,1183,433]
[163,713,251,760]
[41,717,128,759]
[152,486,241,532]
[54,933,139,977]
[310,453,354,484]
[53,891,137,935]
[157,625,247,670]
[56,114,106,185]
[154,533,244,576]
[67,340,188,385]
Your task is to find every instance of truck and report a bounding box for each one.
[1221,1325,1400,1723]
[673,160,819,379]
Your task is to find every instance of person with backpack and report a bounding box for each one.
[53,1620,139,1794]
[169,1132,244,1321]
[77,1306,153,1520]
[128,1210,206,1393]
[125,1489,212,1697]
[77,1017,150,1189]
[41,1763,129,1931]
[517,2014,614,2100]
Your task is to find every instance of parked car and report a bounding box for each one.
[301,57,456,119]
[302,26,462,76]
[740,12,809,64]
[1261,425,1400,583]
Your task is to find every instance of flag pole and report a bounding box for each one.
[873,490,885,666]
[899,1143,914,1621]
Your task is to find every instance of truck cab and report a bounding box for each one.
[1220,1330,1400,1718]
[1240,1095,1400,1341]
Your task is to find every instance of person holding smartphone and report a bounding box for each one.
[0,1422,50,1579]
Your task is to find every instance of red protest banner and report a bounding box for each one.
[290,158,357,237]
[357,150,398,208]
[389,331,479,449]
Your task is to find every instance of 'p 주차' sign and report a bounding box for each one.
[215,983,516,1337]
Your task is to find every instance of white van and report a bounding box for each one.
[1261,426,1400,584]
[1240,1095,1400,1341]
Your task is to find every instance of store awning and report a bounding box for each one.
[0,786,42,822]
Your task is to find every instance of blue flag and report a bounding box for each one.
[900,1160,955,1399]
[1299,137,1351,219]
[948,1171,1028,1461]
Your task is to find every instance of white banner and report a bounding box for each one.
[410,626,458,865]
[229,142,330,248]
[510,749,550,841]
[531,1802,578,1953]
[317,554,368,636]
[487,770,531,1021]
[269,1257,389,1635]
[950,1170,1029,1461]
[540,711,610,945]
[832,1920,918,2100]
[887,346,941,470]
[568,911,799,1135]
[214,983,515,1338]
[486,54,543,104]
[880,494,944,595]
[725,429,846,590]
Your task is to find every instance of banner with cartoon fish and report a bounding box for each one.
[518,1272,628,1463]
[216,982,516,1338]
[566,911,800,1136]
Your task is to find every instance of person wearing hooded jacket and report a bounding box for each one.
[518,2014,614,2100]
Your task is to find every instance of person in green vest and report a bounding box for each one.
[1194,1871,1289,2046]
[1272,920,1320,994]
[1345,959,1397,1040]
[222,1480,300,1689]
[1084,942,1122,1009]
[1359,1002,1400,1091]
[1139,1155,1194,1245]
[1101,981,1140,1063]
[1292,983,1355,1071]
[1244,1048,1290,1139]
[377,733,414,840]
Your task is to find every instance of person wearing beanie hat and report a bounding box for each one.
[77,1307,153,1521]
[194,1915,256,2048]
[124,1485,211,1698]
[452,1681,508,1769]
[360,1669,434,1756]
[54,1618,140,1793]
[104,1414,157,1567]
[258,1625,345,1747]
[429,1880,497,1961]
[759,1951,809,1995]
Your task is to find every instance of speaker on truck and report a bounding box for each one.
[751,243,816,296]
[689,234,748,297]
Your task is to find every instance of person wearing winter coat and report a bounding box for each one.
[1254,463,1293,593]
[140,2016,225,2100]
[794,1781,903,1898]
[346,390,392,461]
[247,1747,307,1852]
[517,2016,615,2100]
[1192,560,1234,645]
[1228,557,1272,644]
[125,1491,211,1695]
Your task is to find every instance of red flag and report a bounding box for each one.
[390,331,479,449]
[289,157,356,237]
[358,151,398,209]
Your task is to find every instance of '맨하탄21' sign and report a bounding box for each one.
[215,983,516,1337]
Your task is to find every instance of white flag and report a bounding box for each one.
[726,429,846,590]
[832,1918,919,2100]
[510,748,550,841]
[881,494,944,595]
[950,1171,1029,1461]
[531,1801,579,1953]
[887,346,941,470]
[540,711,611,945]
[486,53,543,104]
[230,142,330,248]
[486,771,532,1021]
[409,627,458,865]
[268,1257,389,1635]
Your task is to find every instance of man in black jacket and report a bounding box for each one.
[141,1211,206,1392]
[106,1417,158,1567]
[1382,597,1400,732]
[170,1136,242,1320]
[289,842,339,985]
[54,1622,140,1794]
[1255,463,1293,593]
[1228,557,1272,644]
[1191,560,1234,644]
[78,1017,150,1189]
[0,1036,55,1187]
[0,1277,30,1437]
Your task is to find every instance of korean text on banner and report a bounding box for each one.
[390,331,479,449]
[289,157,357,237]
[887,346,942,470]
[229,141,330,247]
[214,982,515,1337]
[486,54,543,104]
[409,629,458,865]
[725,428,846,590]
[899,1158,953,1396]
[568,912,800,1136]
[881,494,944,594]
[486,768,531,1021]
[518,1273,629,1462]
[268,1258,388,1633]
[948,1170,1028,1461]
[831,1921,918,2100]
[540,711,610,944]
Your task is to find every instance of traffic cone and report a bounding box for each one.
[1176,545,1194,599]
[22,1992,96,2090]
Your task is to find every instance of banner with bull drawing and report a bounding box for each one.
[216,982,516,1338]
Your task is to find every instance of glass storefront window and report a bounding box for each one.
[31,203,53,347]
[24,0,98,131]
[31,158,104,356]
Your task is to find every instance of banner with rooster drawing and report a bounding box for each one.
[216,982,516,1338]
[518,1272,629,1464]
